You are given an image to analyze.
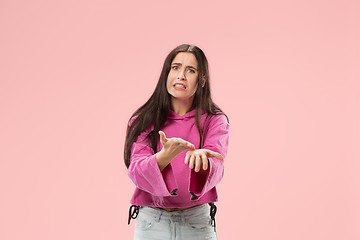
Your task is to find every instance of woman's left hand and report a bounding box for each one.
[184,149,224,173]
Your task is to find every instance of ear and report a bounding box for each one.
[201,76,207,87]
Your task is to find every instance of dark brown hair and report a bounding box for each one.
[124,44,228,168]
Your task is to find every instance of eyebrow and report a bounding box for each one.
[171,63,198,71]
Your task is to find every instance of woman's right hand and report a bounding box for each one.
[155,131,195,171]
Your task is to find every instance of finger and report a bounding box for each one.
[184,151,191,165]
[195,155,201,172]
[176,138,195,150]
[189,155,195,170]
[206,150,224,160]
[187,142,195,150]
[201,154,208,171]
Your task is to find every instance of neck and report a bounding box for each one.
[171,97,194,116]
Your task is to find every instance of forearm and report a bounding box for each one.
[155,149,175,171]
[128,154,178,196]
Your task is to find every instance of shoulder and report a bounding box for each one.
[202,112,230,135]
[128,114,155,134]
[205,112,229,126]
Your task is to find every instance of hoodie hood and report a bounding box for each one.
[168,108,205,120]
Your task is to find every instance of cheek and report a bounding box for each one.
[166,75,171,85]
[167,71,175,83]
[166,75,173,92]
[189,78,199,92]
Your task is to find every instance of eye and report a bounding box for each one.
[172,66,179,70]
[188,69,195,73]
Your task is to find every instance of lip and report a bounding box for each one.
[173,83,186,91]
[173,83,186,88]
[173,85,186,91]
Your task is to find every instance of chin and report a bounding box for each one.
[172,94,195,102]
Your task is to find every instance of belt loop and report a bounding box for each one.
[181,212,186,224]
[155,208,162,222]
[128,205,140,225]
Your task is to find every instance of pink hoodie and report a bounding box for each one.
[127,108,230,208]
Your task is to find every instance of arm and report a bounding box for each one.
[127,127,178,197]
[156,131,195,171]
[188,114,230,199]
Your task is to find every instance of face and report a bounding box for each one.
[166,52,199,102]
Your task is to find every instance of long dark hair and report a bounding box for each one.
[124,44,228,168]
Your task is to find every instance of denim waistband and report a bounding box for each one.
[141,204,208,218]
[128,203,217,229]
[138,204,210,225]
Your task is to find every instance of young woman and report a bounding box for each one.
[124,44,230,239]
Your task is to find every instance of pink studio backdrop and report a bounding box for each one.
[0,0,359,239]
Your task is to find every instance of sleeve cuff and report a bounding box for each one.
[160,162,178,195]
[188,157,224,200]
[129,155,178,197]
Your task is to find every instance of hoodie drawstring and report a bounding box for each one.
[128,205,140,225]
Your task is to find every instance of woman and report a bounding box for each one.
[124,44,230,239]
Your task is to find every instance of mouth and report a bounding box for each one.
[173,83,186,89]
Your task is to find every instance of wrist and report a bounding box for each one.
[156,149,171,171]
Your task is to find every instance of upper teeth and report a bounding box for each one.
[174,84,185,88]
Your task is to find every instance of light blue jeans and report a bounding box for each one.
[133,204,217,240]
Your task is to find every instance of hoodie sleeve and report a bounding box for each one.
[189,114,230,200]
[127,119,178,197]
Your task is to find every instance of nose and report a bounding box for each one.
[177,69,186,80]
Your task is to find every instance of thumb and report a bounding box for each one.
[158,131,167,144]
[206,149,224,161]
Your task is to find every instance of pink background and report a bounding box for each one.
[1,0,359,239]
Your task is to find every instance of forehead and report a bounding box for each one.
[171,52,198,68]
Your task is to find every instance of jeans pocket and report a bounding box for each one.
[186,215,212,230]
[135,214,155,231]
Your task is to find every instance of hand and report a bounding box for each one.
[184,149,224,172]
[159,131,195,155]
[156,131,195,171]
